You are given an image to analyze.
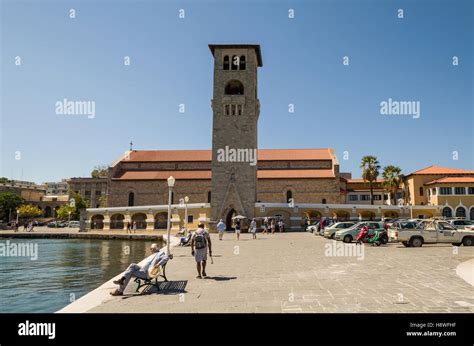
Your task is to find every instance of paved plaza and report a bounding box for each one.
[90,232,474,313]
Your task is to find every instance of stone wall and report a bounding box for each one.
[257,178,345,204]
[107,179,211,207]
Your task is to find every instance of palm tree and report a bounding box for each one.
[400,174,410,205]
[360,156,380,205]
[382,165,403,205]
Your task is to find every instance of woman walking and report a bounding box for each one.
[250,218,257,240]
[262,217,269,234]
[270,219,276,234]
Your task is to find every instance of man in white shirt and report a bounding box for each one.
[217,219,226,240]
[110,243,168,296]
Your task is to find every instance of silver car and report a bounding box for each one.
[323,222,356,239]
[447,219,474,230]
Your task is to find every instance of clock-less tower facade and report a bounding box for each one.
[209,44,263,225]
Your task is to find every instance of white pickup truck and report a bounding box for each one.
[393,220,474,247]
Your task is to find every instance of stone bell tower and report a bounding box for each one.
[209,44,263,224]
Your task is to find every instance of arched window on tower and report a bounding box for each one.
[239,55,246,70]
[207,191,211,203]
[231,55,239,70]
[322,198,327,204]
[223,55,230,70]
[286,190,292,203]
[128,192,135,206]
[225,80,244,95]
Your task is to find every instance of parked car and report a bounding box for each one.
[388,221,420,242]
[335,222,388,244]
[47,221,67,228]
[307,219,334,234]
[68,221,80,228]
[323,222,356,239]
[306,221,319,232]
[447,219,474,230]
[394,220,474,247]
[384,218,409,228]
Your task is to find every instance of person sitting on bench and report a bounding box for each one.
[180,231,193,246]
[110,243,168,296]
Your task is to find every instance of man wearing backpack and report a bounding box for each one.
[191,223,212,279]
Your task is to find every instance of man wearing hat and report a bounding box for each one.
[110,243,168,296]
[217,219,226,240]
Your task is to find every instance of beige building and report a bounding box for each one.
[424,177,474,219]
[344,179,404,206]
[404,165,474,206]
[68,177,108,209]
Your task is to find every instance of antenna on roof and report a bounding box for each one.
[129,141,133,151]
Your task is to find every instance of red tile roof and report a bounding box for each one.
[258,169,335,179]
[347,179,385,183]
[123,149,333,162]
[425,177,474,185]
[113,169,335,181]
[409,165,474,175]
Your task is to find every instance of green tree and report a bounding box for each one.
[91,165,109,178]
[18,204,42,219]
[382,165,403,206]
[0,192,25,222]
[360,156,381,205]
[56,204,76,221]
[0,177,13,184]
[98,195,107,208]
[67,190,89,220]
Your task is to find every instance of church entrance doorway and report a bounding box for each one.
[225,208,237,231]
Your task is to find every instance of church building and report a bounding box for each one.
[83,44,449,232]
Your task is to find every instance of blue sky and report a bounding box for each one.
[1,0,473,183]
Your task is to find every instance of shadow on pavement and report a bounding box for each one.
[204,276,237,281]
[122,280,188,298]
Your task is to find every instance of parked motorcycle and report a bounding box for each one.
[356,227,388,246]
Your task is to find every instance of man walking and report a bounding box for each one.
[191,223,212,279]
[217,219,226,240]
[262,217,269,234]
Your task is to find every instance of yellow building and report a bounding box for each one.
[424,177,474,219]
[404,166,474,205]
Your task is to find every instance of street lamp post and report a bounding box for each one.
[184,196,189,236]
[166,176,176,256]
[16,209,19,224]
[68,211,71,224]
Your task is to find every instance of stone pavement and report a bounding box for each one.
[89,232,474,313]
